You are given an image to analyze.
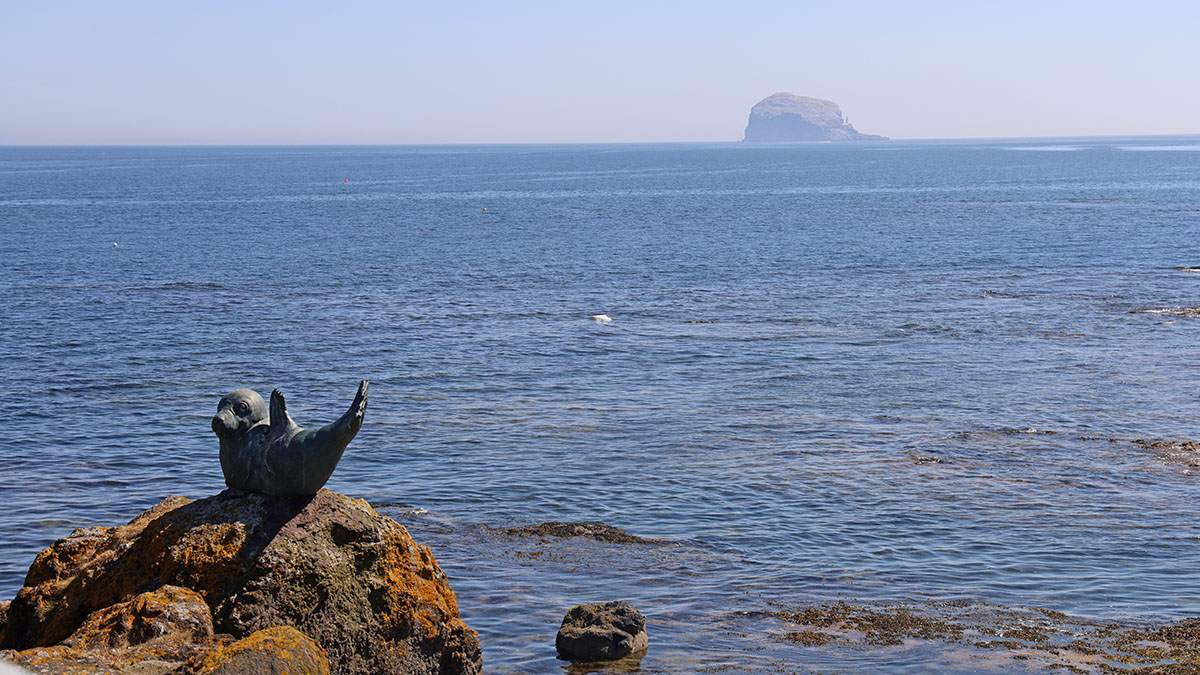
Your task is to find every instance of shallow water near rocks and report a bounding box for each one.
[2,139,1200,672]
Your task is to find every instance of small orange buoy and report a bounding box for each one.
[483,208,487,211]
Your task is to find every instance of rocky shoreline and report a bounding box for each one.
[8,471,1200,673]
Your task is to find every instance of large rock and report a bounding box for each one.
[743,92,886,142]
[0,490,481,675]
[555,601,647,662]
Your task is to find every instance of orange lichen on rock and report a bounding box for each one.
[116,502,256,609]
[377,530,465,639]
[64,585,212,650]
[23,527,114,588]
[11,644,105,673]
[176,626,330,675]
[217,490,481,673]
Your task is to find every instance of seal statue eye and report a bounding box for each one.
[236,403,249,415]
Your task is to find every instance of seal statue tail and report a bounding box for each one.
[326,380,368,439]
[308,379,369,457]
[261,380,369,496]
[293,380,367,490]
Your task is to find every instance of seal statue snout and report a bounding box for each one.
[212,388,268,438]
[211,413,230,437]
[211,409,240,438]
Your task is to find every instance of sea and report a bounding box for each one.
[2,138,1200,673]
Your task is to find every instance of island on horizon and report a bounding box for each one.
[743,92,887,142]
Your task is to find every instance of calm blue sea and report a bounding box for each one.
[2,139,1200,672]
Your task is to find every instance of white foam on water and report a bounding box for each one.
[1117,145,1200,151]
[590,314,612,325]
[1003,145,1087,152]
[1138,307,1200,317]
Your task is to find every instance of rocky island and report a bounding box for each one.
[743,92,886,142]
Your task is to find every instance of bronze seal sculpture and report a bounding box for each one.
[211,380,369,495]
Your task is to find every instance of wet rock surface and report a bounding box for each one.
[772,600,1200,672]
[0,490,481,675]
[500,522,657,545]
[1079,435,1200,470]
[556,601,648,662]
[1127,437,1200,470]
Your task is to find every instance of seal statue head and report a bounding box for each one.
[212,389,268,440]
[211,380,369,496]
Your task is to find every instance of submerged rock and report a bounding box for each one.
[501,522,656,545]
[1132,437,1200,468]
[772,599,1200,671]
[743,92,886,142]
[555,601,648,662]
[0,489,481,675]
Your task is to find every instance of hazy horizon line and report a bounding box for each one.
[3,132,1200,149]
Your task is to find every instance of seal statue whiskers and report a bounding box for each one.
[212,380,369,496]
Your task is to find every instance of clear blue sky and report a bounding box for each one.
[3,1,1197,144]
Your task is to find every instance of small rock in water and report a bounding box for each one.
[555,601,647,662]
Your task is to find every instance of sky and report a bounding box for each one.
[2,1,1198,144]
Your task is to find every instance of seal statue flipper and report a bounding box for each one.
[213,380,369,496]
[269,389,298,438]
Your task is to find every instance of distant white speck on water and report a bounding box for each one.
[590,314,612,325]
[112,242,118,248]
